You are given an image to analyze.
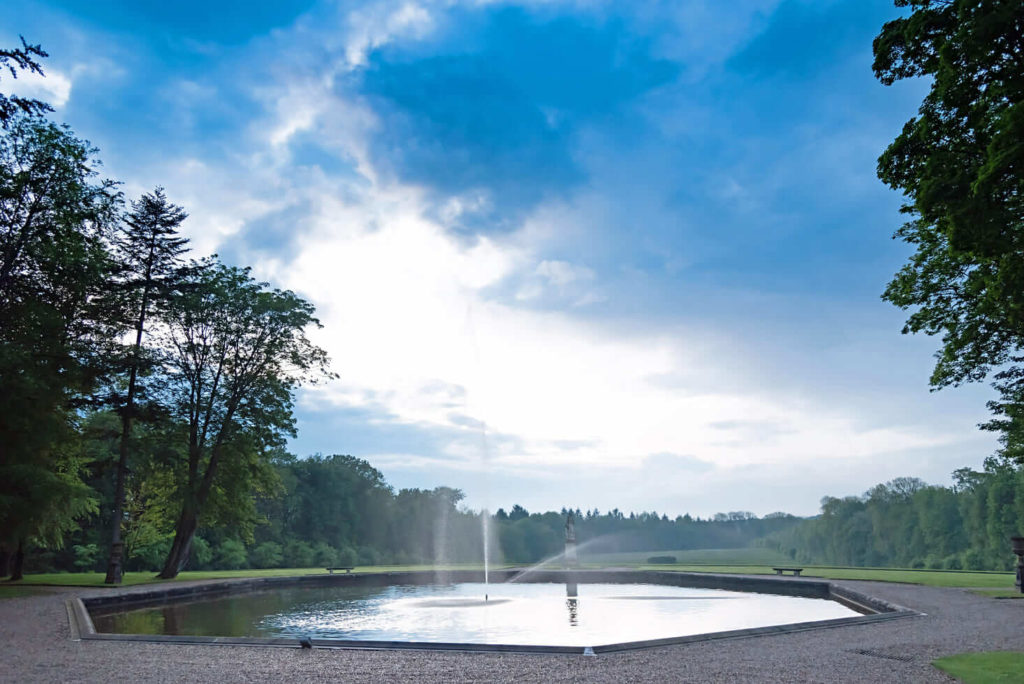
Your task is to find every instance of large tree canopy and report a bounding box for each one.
[0,113,120,578]
[875,0,1024,459]
[156,259,333,578]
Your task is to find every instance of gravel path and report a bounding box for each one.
[1,579,1022,683]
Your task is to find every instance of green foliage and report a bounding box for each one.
[72,544,101,571]
[337,546,358,568]
[131,537,172,572]
[214,539,247,570]
[190,537,213,569]
[249,542,284,569]
[357,546,381,566]
[104,187,190,583]
[771,464,1024,570]
[155,257,334,577]
[283,540,315,568]
[312,542,338,567]
[874,0,1024,461]
[0,110,120,577]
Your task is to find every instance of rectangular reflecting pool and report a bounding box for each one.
[91,581,861,647]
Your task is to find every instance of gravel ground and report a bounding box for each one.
[1,578,1022,683]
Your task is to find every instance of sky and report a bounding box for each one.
[4,0,1001,518]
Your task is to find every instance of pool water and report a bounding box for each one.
[92,582,860,647]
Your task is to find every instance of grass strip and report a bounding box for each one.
[0,585,57,599]
[10,563,1016,590]
[933,651,1024,683]
[969,589,1024,599]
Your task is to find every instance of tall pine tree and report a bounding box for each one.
[104,189,188,584]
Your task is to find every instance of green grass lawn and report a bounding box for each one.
[0,585,58,599]
[933,652,1024,683]
[969,588,1024,599]
[8,552,1016,590]
[624,564,1015,588]
[14,563,518,588]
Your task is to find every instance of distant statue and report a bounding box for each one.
[564,511,578,568]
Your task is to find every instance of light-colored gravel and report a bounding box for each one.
[1,579,1022,683]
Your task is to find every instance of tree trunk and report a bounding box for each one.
[0,546,10,578]
[105,297,148,585]
[9,539,24,581]
[103,409,132,584]
[157,506,198,579]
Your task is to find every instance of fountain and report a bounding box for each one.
[565,511,578,598]
[564,510,578,569]
[482,509,490,600]
[80,515,914,652]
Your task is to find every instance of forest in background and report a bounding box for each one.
[767,461,1024,572]
[25,431,803,574]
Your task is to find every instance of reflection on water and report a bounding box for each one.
[566,597,579,627]
[92,582,859,647]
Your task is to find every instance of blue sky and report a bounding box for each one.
[5,0,1000,517]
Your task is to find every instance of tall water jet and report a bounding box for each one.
[565,511,578,599]
[465,301,492,601]
[564,510,578,569]
[482,508,490,600]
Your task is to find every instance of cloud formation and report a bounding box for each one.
[4,0,1000,516]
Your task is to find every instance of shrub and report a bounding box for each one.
[910,558,925,569]
[943,554,962,570]
[925,556,944,570]
[214,539,248,570]
[313,542,338,567]
[284,540,316,568]
[72,544,101,572]
[962,549,986,571]
[647,555,676,564]
[339,546,360,568]
[190,537,213,570]
[250,542,284,569]
[132,537,172,572]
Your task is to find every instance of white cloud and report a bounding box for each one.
[342,1,436,68]
[68,0,994,516]
[4,67,72,108]
[271,183,964,478]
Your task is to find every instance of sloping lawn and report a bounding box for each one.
[14,564,510,588]
[8,562,1016,590]
[628,565,1015,588]
[933,652,1024,683]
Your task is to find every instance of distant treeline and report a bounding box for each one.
[766,460,1024,571]
[22,436,801,574]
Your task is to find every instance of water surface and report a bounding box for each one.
[92,582,859,646]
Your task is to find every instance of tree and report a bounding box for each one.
[104,189,188,584]
[0,37,52,127]
[155,259,332,578]
[874,1,1024,460]
[0,113,121,578]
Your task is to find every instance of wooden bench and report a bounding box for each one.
[326,566,354,574]
[772,567,803,576]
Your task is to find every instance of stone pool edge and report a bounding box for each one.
[67,570,921,655]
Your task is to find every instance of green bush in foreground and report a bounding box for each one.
[933,651,1024,683]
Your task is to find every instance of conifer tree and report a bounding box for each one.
[104,189,188,584]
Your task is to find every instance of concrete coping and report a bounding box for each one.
[69,569,920,655]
